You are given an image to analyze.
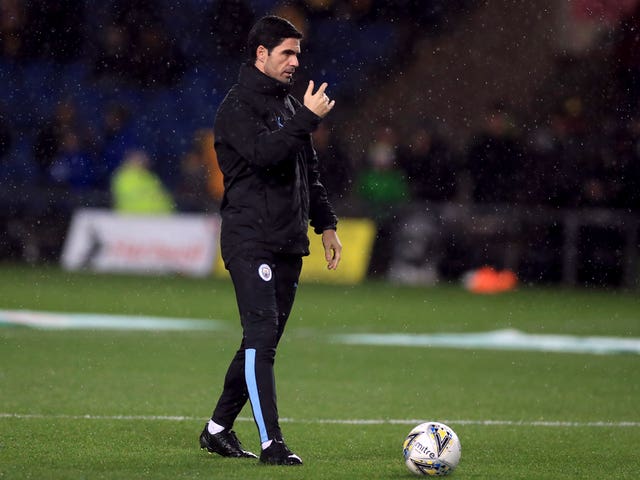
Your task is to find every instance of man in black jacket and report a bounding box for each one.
[199,16,342,466]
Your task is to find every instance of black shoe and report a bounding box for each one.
[259,440,303,466]
[199,425,257,458]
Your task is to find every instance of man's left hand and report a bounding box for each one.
[322,229,342,270]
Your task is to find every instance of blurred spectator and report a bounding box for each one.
[0,0,28,60]
[313,121,352,204]
[1,105,37,190]
[93,0,186,87]
[273,2,310,36]
[97,102,138,187]
[129,23,186,88]
[576,115,627,209]
[1,0,85,62]
[48,131,96,190]
[466,104,525,204]
[33,100,86,183]
[576,159,611,207]
[524,106,582,207]
[111,149,175,214]
[207,0,255,59]
[615,2,640,109]
[0,108,12,161]
[23,0,85,63]
[111,0,160,27]
[355,125,409,218]
[344,0,375,22]
[315,0,376,22]
[175,128,221,212]
[301,0,337,20]
[594,115,640,211]
[355,124,409,277]
[92,25,131,84]
[620,116,640,211]
[399,126,458,202]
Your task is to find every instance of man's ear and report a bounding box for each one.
[256,45,268,64]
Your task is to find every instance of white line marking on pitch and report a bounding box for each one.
[334,329,640,355]
[1,413,638,428]
[0,310,225,331]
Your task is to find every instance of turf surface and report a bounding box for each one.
[1,264,639,478]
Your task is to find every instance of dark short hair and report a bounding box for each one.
[246,15,302,63]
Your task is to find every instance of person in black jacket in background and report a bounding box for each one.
[199,16,342,466]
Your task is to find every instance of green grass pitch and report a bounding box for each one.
[1,264,639,479]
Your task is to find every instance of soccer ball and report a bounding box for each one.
[403,422,461,476]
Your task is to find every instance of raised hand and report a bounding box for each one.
[304,80,336,118]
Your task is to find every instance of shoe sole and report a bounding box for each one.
[259,456,303,466]
[202,448,257,458]
[201,444,257,459]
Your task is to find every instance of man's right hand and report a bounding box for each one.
[304,80,335,118]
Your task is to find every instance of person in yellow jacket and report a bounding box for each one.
[111,149,175,214]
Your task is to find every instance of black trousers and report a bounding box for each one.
[211,251,302,443]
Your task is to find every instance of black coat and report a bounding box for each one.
[214,64,337,264]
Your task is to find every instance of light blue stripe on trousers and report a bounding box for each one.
[244,348,268,442]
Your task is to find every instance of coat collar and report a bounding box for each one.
[238,64,291,98]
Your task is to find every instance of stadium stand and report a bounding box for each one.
[0,0,638,287]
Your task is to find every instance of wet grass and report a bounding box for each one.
[1,264,639,478]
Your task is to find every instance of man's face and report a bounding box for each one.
[256,37,301,84]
